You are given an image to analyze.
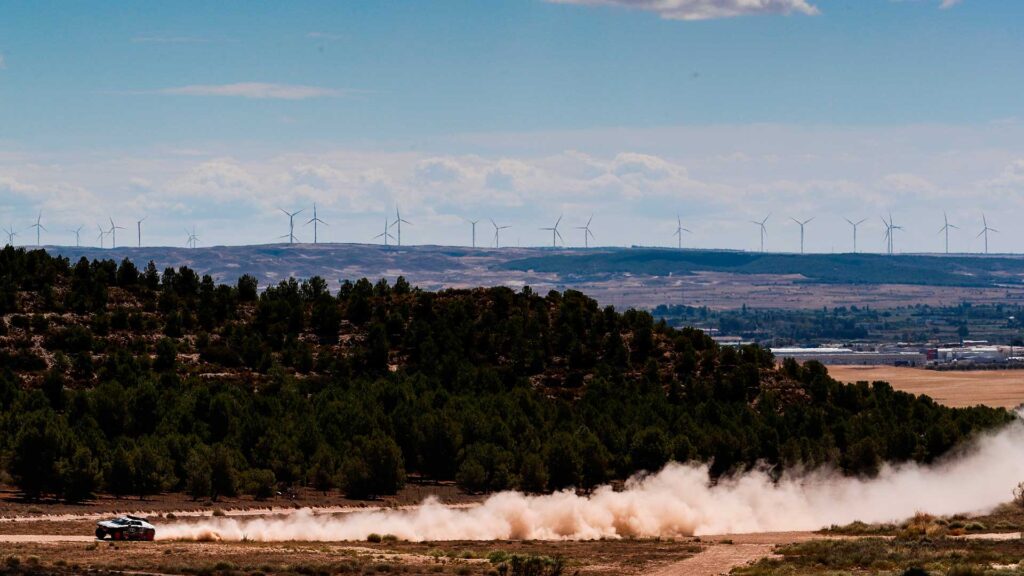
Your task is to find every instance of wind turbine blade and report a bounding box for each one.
[586,215,593,227]
[555,215,562,228]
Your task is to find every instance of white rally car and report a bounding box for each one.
[95,515,156,541]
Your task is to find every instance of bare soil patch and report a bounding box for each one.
[827,365,1024,408]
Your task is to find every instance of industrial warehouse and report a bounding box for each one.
[771,342,1024,368]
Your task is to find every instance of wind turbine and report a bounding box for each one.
[69,225,83,247]
[3,226,17,246]
[491,218,511,248]
[977,213,998,255]
[881,213,903,255]
[673,214,691,249]
[938,212,959,254]
[279,208,304,244]
[27,210,46,246]
[136,216,146,247]
[539,215,563,248]
[390,206,412,246]
[305,204,328,244]
[844,217,867,253]
[96,224,108,249]
[108,217,125,248]
[576,215,595,248]
[750,214,770,253]
[373,217,395,246]
[465,218,480,248]
[790,217,814,254]
[185,226,199,249]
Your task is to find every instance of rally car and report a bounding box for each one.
[95,515,156,541]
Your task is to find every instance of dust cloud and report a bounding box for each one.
[159,419,1024,542]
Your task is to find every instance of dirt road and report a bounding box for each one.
[643,532,821,576]
[827,365,1024,408]
[644,543,773,576]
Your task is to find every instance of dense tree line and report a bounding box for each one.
[0,247,1013,502]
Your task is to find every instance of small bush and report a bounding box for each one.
[367,533,383,543]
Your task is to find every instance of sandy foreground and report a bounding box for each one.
[826,366,1024,409]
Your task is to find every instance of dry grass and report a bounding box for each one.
[827,365,1024,408]
[0,538,700,576]
[734,536,1024,576]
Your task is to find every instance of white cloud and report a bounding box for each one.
[131,35,213,44]
[157,83,343,100]
[546,0,820,20]
[987,159,1024,189]
[3,122,1024,250]
[940,0,962,8]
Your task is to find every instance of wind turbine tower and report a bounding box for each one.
[540,215,563,248]
[491,218,511,248]
[108,217,125,249]
[96,225,108,249]
[750,214,770,253]
[279,208,305,244]
[28,211,46,246]
[576,215,595,248]
[465,218,480,248]
[844,217,867,253]
[390,206,411,246]
[790,217,814,254]
[977,214,998,255]
[881,213,903,255]
[136,216,146,247]
[3,226,16,246]
[373,217,395,246]
[938,212,959,254]
[306,204,328,244]
[70,225,83,247]
[673,214,691,249]
[185,226,199,249]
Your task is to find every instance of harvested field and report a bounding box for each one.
[827,365,1024,408]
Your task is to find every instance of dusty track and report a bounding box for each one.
[643,532,820,576]
[827,366,1024,408]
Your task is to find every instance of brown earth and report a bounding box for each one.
[827,366,1024,409]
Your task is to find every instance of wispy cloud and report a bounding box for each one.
[155,82,344,100]
[546,0,820,21]
[306,31,343,40]
[939,0,962,9]
[131,35,215,44]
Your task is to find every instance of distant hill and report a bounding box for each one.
[40,243,1024,310]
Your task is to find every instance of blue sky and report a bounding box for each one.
[2,0,1024,252]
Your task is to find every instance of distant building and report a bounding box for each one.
[771,347,925,366]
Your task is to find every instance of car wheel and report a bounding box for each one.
[95,528,106,540]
